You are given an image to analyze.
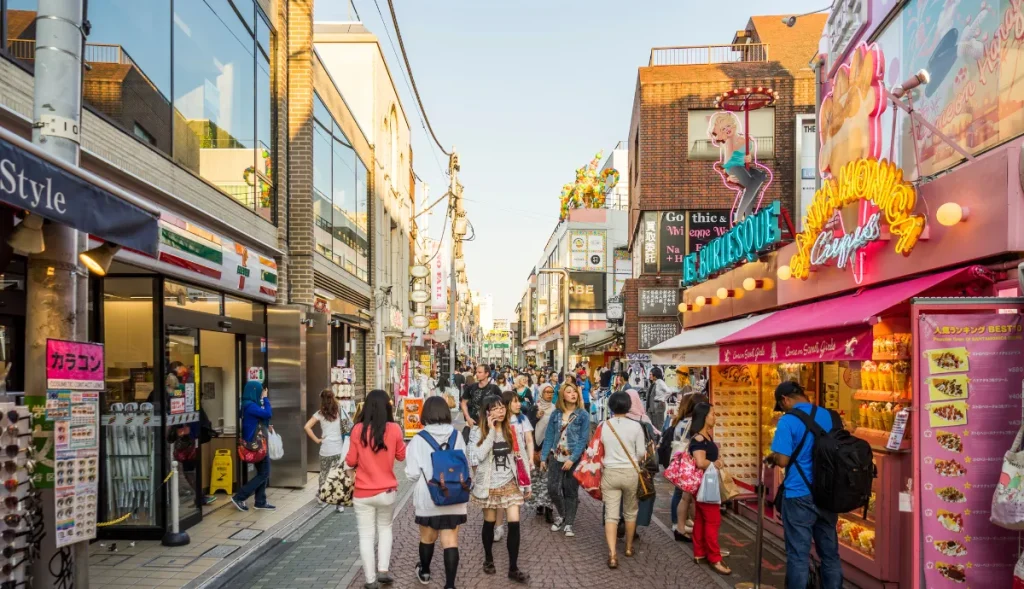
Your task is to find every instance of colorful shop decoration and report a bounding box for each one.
[558,152,619,220]
[712,87,776,224]
[788,158,926,282]
[157,215,278,301]
[681,201,781,287]
[819,43,885,178]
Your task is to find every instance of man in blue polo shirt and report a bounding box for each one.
[765,381,843,589]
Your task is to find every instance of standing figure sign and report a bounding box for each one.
[711,87,777,224]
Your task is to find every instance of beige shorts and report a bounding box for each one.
[601,467,639,523]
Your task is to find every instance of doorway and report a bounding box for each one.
[199,330,240,515]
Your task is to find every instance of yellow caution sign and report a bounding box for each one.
[209,449,233,495]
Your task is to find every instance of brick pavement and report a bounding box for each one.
[345,489,725,589]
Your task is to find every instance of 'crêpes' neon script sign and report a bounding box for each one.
[681,201,781,286]
[789,157,925,281]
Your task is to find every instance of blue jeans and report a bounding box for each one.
[234,457,270,506]
[670,487,682,525]
[781,495,841,589]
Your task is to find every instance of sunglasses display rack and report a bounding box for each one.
[0,403,44,589]
[102,402,156,528]
[711,366,762,486]
[47,390,100,547]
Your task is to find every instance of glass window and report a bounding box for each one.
[313,121,334,260]
[687,108,775,161]
[254,12,273,223]
[355,157,369,281]
[230,0,255,34]
[224,296,264,323]
[173,0,258,210]
[164,280,222,315]
[101,277,161,528]
[333,138,356,272]
[165,325,200,523]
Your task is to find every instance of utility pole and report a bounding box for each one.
[26,0,89,585]
[448,150,460,390]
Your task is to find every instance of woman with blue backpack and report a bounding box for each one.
[405,396,469,589]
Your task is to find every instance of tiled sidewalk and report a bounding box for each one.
[88,473,323,589]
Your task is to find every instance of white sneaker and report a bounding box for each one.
[337,505,346,513]
[494,524,505,542]
[550,517,564,532]
[563,525,575,538]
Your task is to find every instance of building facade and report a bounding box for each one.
[624,14,825,354]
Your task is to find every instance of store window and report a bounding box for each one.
[312,92,370,282]
[225,296,264,323]
[102,277,161,528]
[2,0,275,220]
[164,280,221,315]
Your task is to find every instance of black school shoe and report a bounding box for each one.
[483,560,496,575]
[508,569,530,584]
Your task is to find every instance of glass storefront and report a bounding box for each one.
[99,275,267,537]
[3,0,276,220]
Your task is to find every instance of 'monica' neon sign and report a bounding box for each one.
[789,158,925,281]
[682,201,781,286]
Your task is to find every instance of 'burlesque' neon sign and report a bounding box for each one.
[682,201,781,286]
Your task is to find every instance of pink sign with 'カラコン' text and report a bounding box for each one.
[719,325,873,364]
[45,339,105,391]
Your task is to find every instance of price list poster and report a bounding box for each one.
[918,314,1023,587]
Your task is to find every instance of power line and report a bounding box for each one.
[368,0,450,177]
[382,0,451,156]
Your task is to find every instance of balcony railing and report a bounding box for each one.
[649,43,769,66]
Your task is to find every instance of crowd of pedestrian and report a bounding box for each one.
[288,356,846,589]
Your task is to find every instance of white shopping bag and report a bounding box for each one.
[696,463,722,504]
[267,431,284,460]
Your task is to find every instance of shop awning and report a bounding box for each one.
[576,327,622,353]
[649,314,773,366]
[0,127,159,256]
[719,266,979,363]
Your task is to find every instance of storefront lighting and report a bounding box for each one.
[709,296,721,306]
[716,288,743,300]
[79,243,122,276]
[777,265,792,281]
[892,69,931,98]
[7,214,44,254]
[694,296,707,307]
[677,302,699,313]
[742,277,774,291]
[936,202,969,226]
[454,258,466,272]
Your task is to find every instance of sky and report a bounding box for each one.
[315,0,830,319]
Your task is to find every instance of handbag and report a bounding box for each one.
[319,463,355,506]
[510,426,531,488]
[719,466,741,502]
[696,463,722,504]
[606,420,656,502]
[992,423,1024,529]
[665,450,703,495]
[237,425,267,464]
[573,423,605,500]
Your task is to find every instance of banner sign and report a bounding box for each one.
[0,135,159,256]
[431,237,448,312]
[719,325,872,364]
[568,272,605,311]
[682,201,781,287]
[568,230,606,271]
[638,322,679,351]
[685,210,731,257]
[918,313,1024,588]
[46,340,104,390]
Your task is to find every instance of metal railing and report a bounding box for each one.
[9,39,136,66]
[649,43,769,66]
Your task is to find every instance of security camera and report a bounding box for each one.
[782,15,797,27]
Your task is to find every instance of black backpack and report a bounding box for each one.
[783,406,876,516]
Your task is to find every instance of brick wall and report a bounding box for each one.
[272,0,291,304]
[286,0,315,307]
[622,276,680,353]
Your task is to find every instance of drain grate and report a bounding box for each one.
[200,545,240,559]
[143,556,198,568]
[229,528,263,541]
[219,520,249,528]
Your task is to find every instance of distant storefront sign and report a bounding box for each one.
[568,272,606,311]
[638,322,679,351]
[681,201,782,287]
[638,288,679,317]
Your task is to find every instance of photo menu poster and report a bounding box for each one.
[918,313,1024,588]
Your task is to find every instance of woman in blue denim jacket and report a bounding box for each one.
[540,383,590,537]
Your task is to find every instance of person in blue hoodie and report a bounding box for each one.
[232,380,276,511]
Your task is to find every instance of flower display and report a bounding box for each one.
[559,151,620,220]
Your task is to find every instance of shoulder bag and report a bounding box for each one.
[509,427,531,488]
[573,422,605,500]
[237,424,267,464]
[992,423,1024,530]
[607,420,656,502]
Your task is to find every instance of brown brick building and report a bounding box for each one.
[624,14,825,354]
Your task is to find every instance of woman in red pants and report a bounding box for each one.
[688,402,731,576]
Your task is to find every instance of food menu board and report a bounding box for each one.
[918,314,1024,587]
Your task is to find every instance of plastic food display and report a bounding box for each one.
[713,365,761,484]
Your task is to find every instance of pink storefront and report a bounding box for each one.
[654,0,1024,586]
